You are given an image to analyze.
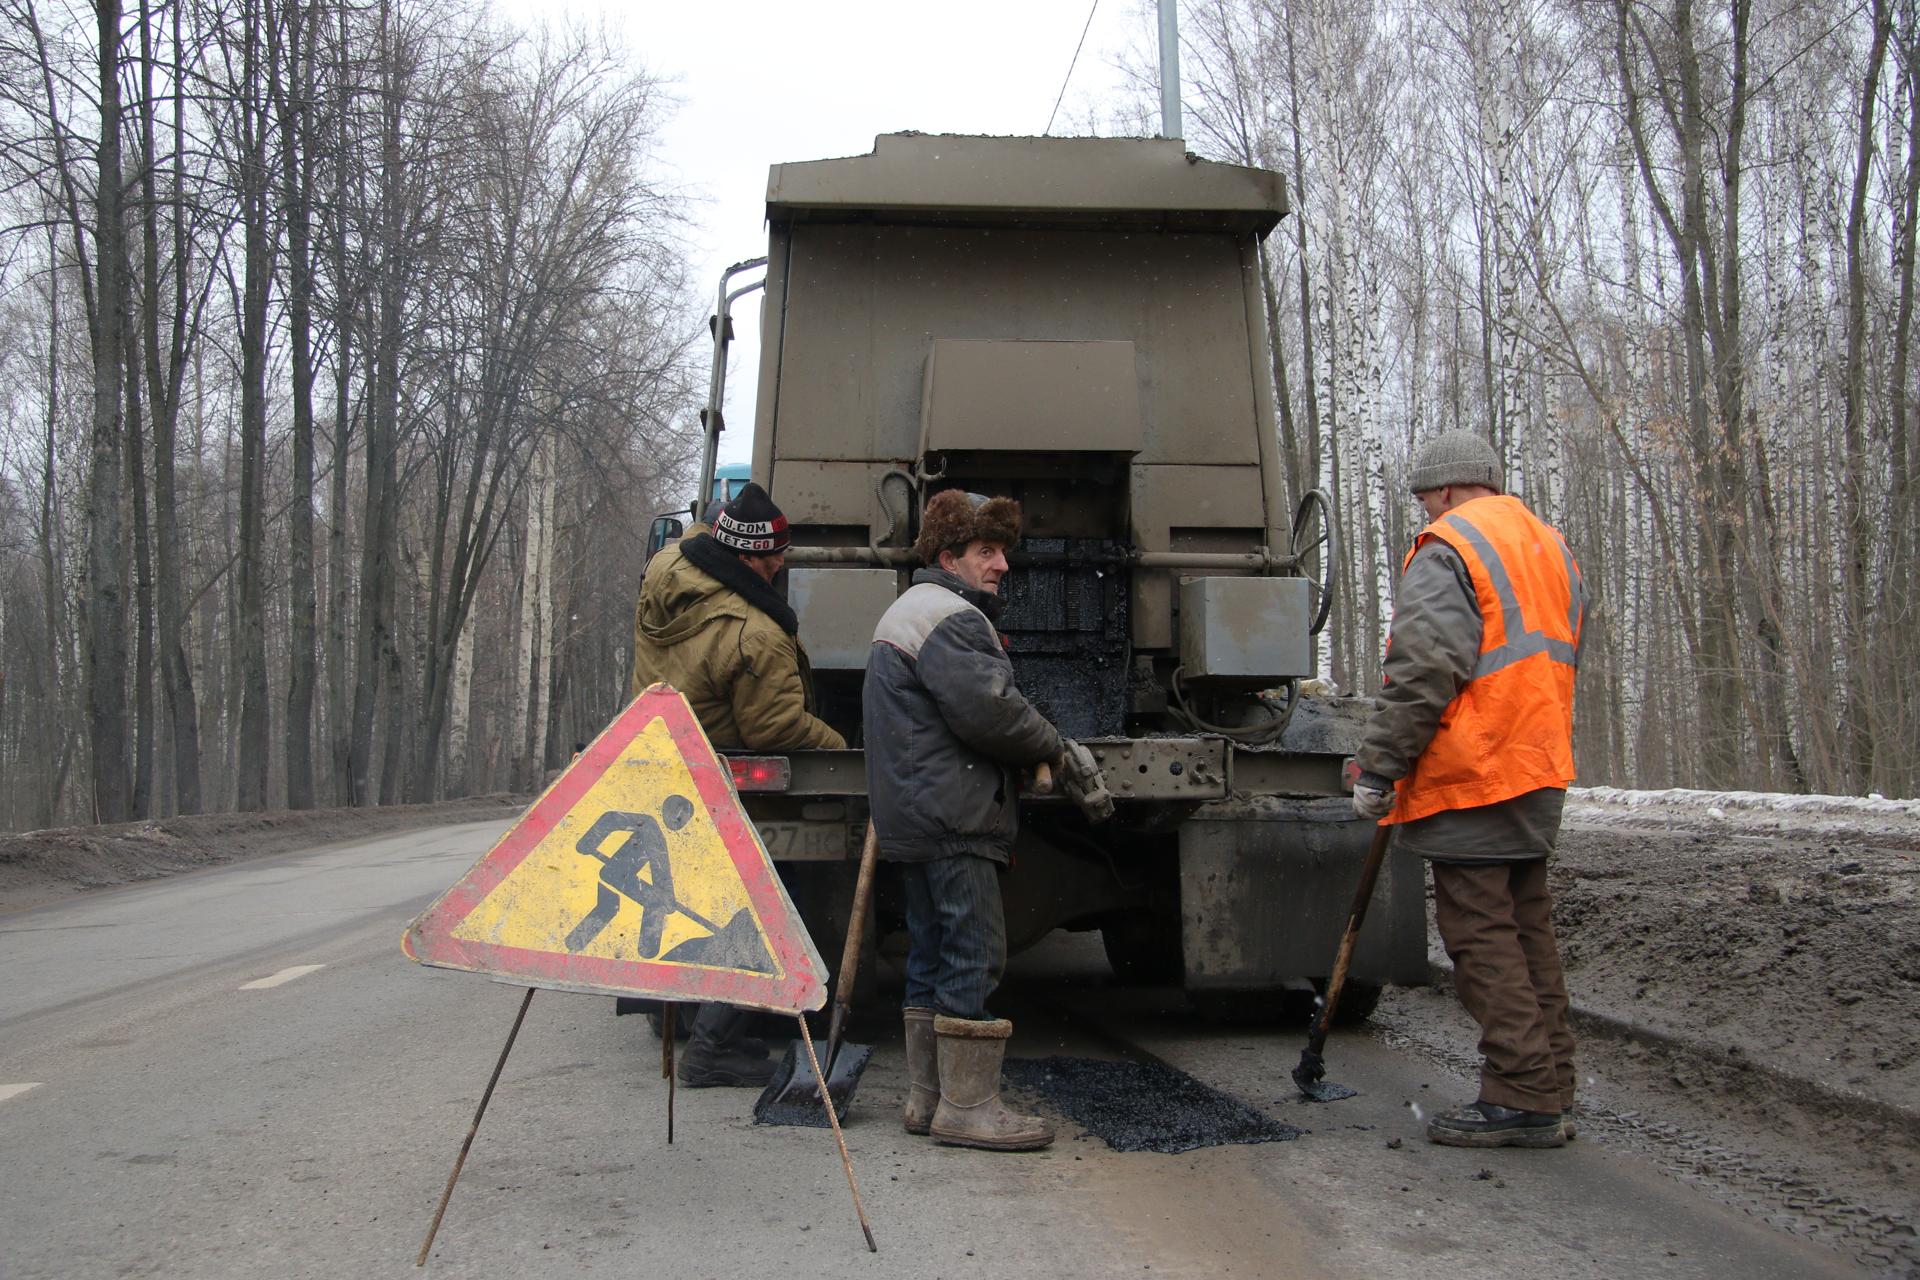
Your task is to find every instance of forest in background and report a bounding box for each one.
[0,0,1914,834]
[1106,0,1919,798]
[0,0,701,829]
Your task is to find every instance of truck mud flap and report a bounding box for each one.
[1178,798,1428,990]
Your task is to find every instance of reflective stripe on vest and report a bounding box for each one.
[1386,496,1584,825]
[1434,511,1586,678]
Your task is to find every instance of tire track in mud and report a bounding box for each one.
[1371,1011,1920,1275]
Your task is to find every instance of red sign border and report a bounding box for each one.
[402,685,827,1013]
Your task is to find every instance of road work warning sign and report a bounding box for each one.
[403,685,827,1014]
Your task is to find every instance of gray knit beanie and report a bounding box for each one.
[1408,431,1503,494]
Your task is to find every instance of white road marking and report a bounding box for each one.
[0,1083,43,1104]
[239,964,326,990]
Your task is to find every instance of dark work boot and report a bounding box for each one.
[903,1008,938,1135]
[1427,1100,1567,1149]
[678,1004,777,1088]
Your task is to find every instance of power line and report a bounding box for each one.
[1044,0,1101,136]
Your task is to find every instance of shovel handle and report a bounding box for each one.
[1304,823,1394,1061]
[826,821,881,1060]
[1029,760,1054,795]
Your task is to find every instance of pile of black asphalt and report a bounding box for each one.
[1003,1055,1304,1154]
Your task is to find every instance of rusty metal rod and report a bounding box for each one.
[663,1003,676,1144]
[659,1004,673,1080]
[797,1015,877,1252]
[415,986,536,1267]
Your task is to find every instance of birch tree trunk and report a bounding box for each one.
[514,434,557,790]
[446,606,474,796]
[40,225,74,827]
[233,0,275,812]
[1883,0,1920,787]
[1840,0,1894,791]
[144,0,202,815]
[85,0,131,823]
[279,0,319,809]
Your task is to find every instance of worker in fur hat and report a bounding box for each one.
[862,488,1066,1151]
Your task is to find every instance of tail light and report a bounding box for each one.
[726,755,791,792]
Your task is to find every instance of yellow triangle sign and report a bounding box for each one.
[403,685,827,1014]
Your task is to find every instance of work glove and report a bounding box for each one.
[1059,739,1115,824]
[1352,780,1395,821]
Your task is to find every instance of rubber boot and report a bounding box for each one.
[929,1015,1054,1151]
[903,1008,939,1135]
[678,1004,777,1088]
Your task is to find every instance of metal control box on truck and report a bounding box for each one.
[692,133,1426,1019]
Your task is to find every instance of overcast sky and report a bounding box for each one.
[519,0,1160,465]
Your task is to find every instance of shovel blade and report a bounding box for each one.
[1296,1078,1358,1103]
[1291,1048,1358,1102]
[751,1039,874,1128]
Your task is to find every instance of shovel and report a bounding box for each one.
[753,819,881,1127]
[1292,822,1394,1102]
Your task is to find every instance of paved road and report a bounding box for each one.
[0,821,1865,1278]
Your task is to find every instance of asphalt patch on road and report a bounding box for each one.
[1004,1055,1305,1154]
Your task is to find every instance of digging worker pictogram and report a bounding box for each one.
[864,489,1099,1153]
[564,800,696,958]
[1354,430,1587,1150]
[628,481,846,1088]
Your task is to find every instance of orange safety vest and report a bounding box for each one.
[1386,494,1586,824]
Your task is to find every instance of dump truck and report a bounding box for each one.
[669,133,1426,1019]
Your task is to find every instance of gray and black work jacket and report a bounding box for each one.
[862,568,1064,865]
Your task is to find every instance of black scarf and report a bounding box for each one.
[679,533,799,636]
[912,566,1004,624]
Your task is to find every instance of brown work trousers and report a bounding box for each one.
[1431,858,1576,1114]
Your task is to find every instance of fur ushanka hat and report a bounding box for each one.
[913,489,1022,565]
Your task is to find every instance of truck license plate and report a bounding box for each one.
[755,821,856,861]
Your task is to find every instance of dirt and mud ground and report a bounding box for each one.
[1375,788,1920,1273]
[1555,788,1920,1116]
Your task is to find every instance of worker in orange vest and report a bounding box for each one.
[1354,431,1586,1149]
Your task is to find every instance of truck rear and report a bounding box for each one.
[707,133,1424,1016]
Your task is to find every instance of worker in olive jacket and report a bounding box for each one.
[629,481,845,1087]
[1354,431,1586,1149]
[630,484,844,754]
[864,489,1065,1152]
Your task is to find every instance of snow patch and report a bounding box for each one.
[1572,785,1919,818]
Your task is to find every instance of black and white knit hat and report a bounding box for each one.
[1408,431,1504,494]
[711,481,790,554]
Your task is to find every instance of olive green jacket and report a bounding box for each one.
[629,529,845,751]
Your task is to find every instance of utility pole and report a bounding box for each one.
[1159,0,1182,139]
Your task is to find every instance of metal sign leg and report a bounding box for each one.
[415,987,537,1267]
[796,1014,877,1252]
[663,1004,676,1144]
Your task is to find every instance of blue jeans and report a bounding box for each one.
[899,854,1007,1019]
